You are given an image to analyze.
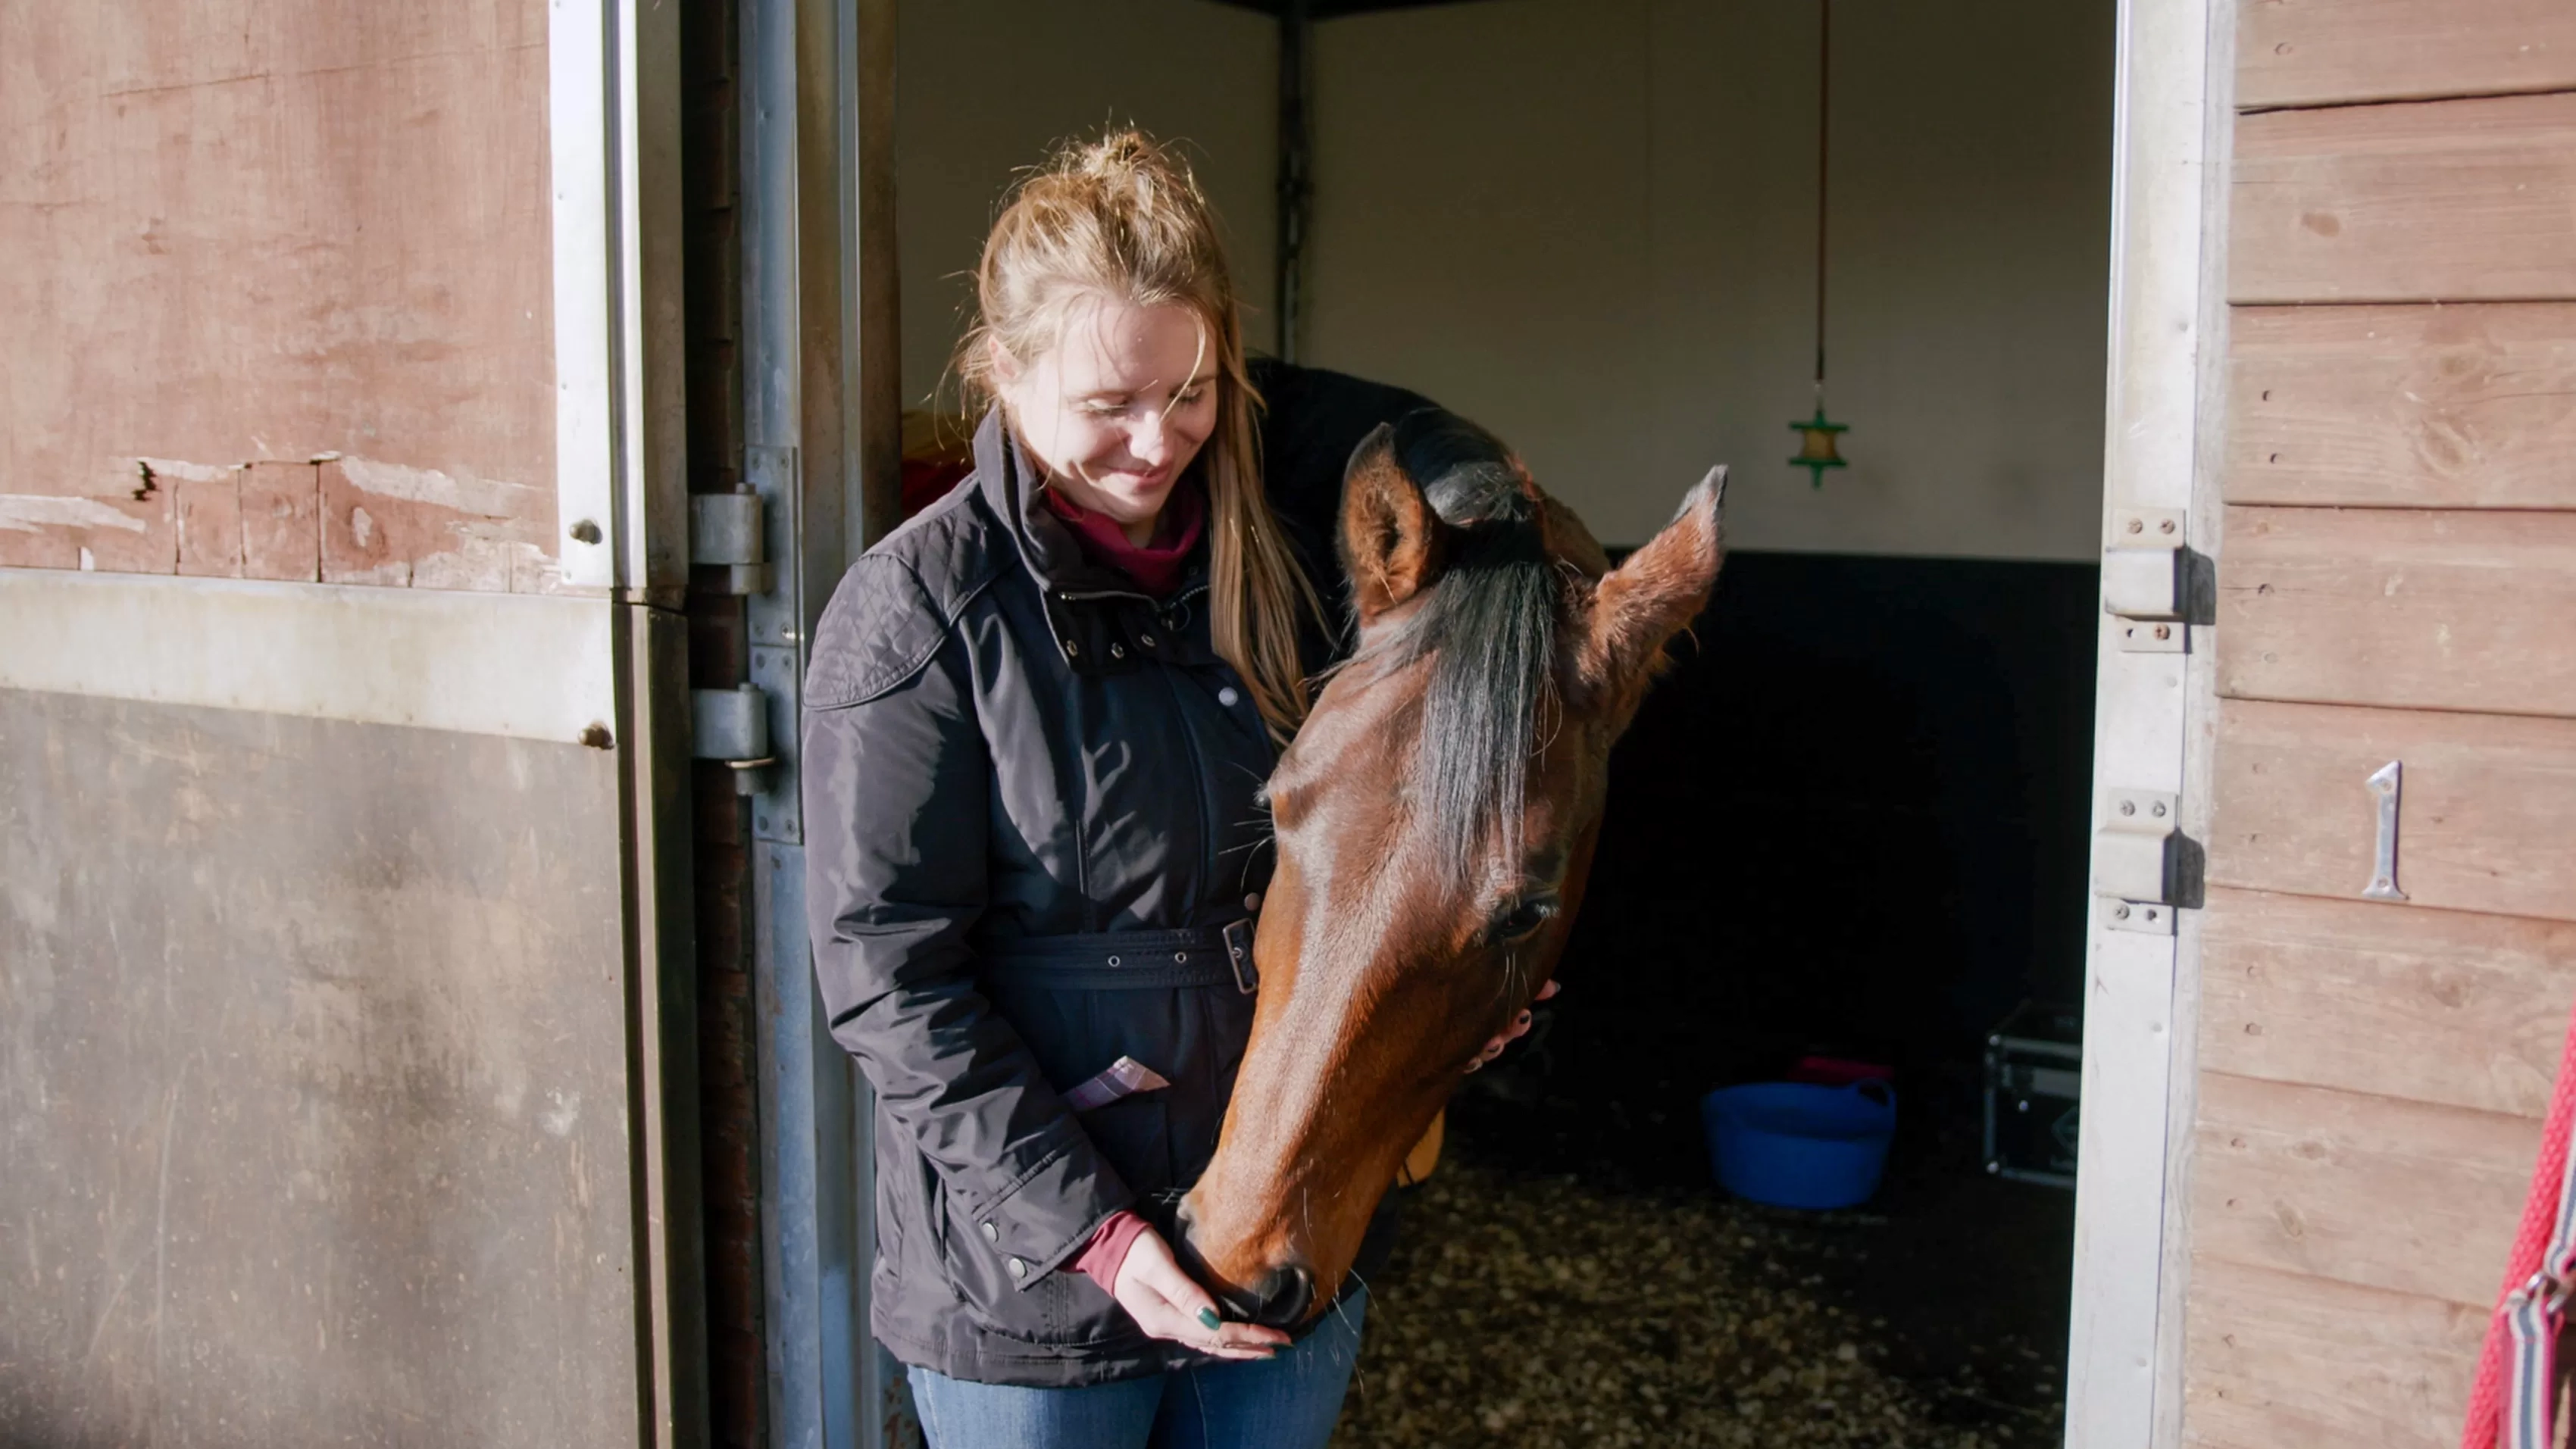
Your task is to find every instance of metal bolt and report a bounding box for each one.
[2126,518,2144,534]
[2159,518,2177,535]
[2113,903,2131,920]
[2119,800,2136,817]
[2152,802,2167,818]
[569,519,604,545]
[2152,623,2172,640]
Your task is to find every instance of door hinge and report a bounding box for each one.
[2104,507,2186,653]
[692,682,779,795]
[691,488,774,595]
[2094,785,2178,932]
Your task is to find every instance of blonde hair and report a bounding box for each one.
[957,130,1322,736]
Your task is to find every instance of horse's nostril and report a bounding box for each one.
[1249,1264,1315,1329]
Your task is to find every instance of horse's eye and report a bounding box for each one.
[1496,896,1558,942]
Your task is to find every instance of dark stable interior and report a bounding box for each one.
[1448,548,2097,1422]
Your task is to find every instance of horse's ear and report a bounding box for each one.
[1340,423,1450,624]
[1579,465,1727,695]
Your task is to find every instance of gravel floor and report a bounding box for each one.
[1331,1158,2066,1449]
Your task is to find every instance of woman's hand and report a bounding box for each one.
[1110,1227,1291,1360]
[1465,978,1561,1073]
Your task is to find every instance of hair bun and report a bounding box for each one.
[1079,130,1154,180]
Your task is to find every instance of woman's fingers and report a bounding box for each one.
[1110,1229,1288,1358]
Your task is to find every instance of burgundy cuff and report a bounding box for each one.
[1071,1209,1152,1289]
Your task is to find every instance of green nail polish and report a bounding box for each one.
[1196,1307,1222,1330]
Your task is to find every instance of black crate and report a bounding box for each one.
[1984,1001,2080,1188]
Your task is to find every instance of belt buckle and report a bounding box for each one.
[1221,919,1258,995]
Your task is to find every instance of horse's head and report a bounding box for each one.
[1175,415,1725,1326]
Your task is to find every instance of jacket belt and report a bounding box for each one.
[977,921,1258,993]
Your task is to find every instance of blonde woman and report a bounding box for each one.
[803,133,1535,1445]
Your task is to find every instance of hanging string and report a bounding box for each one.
[1813,0,1830,402]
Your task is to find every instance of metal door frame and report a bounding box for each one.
[739,0,903,1445]
[2064,1,2234,1445]
[551,0,707,1442]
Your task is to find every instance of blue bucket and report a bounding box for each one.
[1700,1079,1897,1210]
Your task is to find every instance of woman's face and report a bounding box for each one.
[996,296,1218,537]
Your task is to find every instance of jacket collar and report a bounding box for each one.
[972,407,1210,601]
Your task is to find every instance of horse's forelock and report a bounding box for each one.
[1338,418,1565,882]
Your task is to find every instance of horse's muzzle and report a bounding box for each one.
[1235,1264,1315,1329]
[1174,1197,1320,1327]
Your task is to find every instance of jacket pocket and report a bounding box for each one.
[933,1113,1155,1350]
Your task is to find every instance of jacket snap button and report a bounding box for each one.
[1008,1257,1027,1279]
[1174,951,1189,963]
[1140,632,1157,648]
[1064,639,1081,657]
[1107,954,1122,967]
[1218,686,1240,707]
[1110,642,1127,660]
[1244,892,1262,912]
[982,1221,999,1244]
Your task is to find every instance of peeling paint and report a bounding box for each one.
[0,495,148,533]
[136,457,239,485]
[336,457,540,520]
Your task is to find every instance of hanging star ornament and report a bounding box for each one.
[1789,405,1848,489]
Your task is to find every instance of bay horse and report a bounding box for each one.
[1175,413,1727,1326]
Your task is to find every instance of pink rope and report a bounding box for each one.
[2462,993,2576,1449]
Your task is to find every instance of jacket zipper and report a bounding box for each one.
[1057,578,1224,903]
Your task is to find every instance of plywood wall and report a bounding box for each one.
[0,2,559,592]
[2184,5,2576,1443]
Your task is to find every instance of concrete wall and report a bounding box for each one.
[897,0,2113,557]
[896,0,1280,406]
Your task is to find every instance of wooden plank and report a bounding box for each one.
[2240,0,2576,111]
[0,477,174,573]
[2201,887,2576,1117]
[2193,1070,2536,1307]
[2181,1260,2488,1448]
[0,2,556,582]
[2209,698,2576,920]
[174,470,244,579]
[2227,304,2576,510]
[2219,505,2576,717]
[238,462,319,583]
[2232,92,2576,304]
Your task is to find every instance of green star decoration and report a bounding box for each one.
[1789,406,1849,489]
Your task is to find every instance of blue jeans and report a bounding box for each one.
[906,1288,1366,1449]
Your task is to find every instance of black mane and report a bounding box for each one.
[1345,411,1562,876]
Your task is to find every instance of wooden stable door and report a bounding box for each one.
[2179,4,2576,1445]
